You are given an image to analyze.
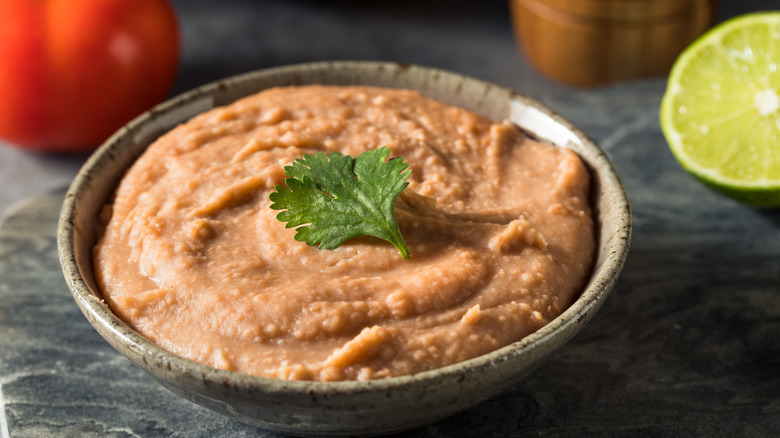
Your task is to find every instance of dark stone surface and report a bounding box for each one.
[1,1,779,437]
[2,164,778,436]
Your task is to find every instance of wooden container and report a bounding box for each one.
[510,0,718,86]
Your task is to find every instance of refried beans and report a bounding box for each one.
[93,85,595,381]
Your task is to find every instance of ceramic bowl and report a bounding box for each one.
[57,61,631,436]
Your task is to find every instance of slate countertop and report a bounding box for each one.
[1,1,778,437]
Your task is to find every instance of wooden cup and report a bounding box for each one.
[510,0,718,86]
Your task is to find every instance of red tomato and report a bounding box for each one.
[0,0,179,152]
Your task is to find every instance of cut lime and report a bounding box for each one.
[660,12,780,207]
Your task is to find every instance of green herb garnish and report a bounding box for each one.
[269,146,411,259]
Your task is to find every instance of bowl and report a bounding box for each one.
[57,61,631,436]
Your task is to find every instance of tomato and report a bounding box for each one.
[0,0,179,153]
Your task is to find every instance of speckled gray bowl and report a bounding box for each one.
[57,61,631,436]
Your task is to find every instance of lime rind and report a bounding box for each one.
[660,12,780,207]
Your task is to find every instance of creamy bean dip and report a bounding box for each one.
[93,85,595,381]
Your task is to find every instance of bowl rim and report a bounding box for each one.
[57,60,631,398]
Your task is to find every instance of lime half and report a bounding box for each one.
[660,12,780,207]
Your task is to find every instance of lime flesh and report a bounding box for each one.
[661,12,780,207]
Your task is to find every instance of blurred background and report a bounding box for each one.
[0,0,770,213]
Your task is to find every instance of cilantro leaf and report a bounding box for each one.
[268,146,411,259]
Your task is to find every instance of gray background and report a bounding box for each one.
[1,0,771,212]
